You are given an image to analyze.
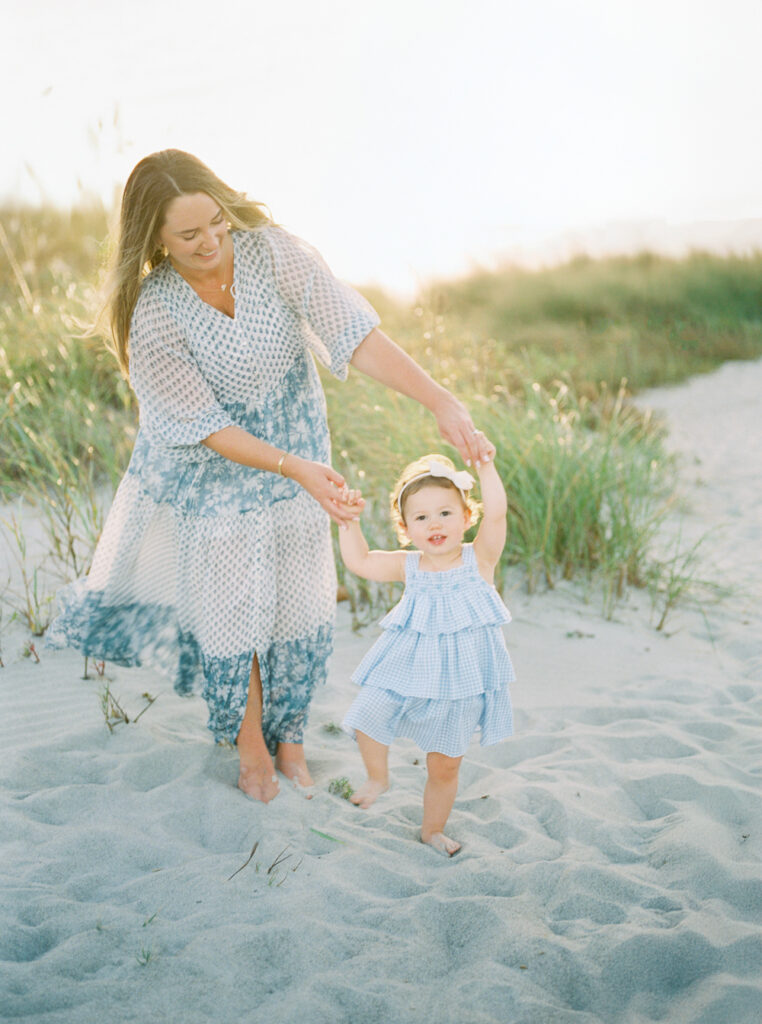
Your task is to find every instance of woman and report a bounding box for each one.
[47,149,492,803]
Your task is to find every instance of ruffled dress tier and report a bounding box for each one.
[342,545,514,758]
[46,227,379,751]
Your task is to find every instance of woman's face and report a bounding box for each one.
[158,192,229,276]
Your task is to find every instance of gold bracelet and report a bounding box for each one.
[277,452,288,476]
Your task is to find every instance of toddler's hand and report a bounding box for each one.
[477,436,497,463]
[336,486,365,518]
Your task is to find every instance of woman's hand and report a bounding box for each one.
[286,457,361,526]
[431,391,493,467]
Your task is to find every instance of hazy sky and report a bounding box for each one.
[4,0,762,292]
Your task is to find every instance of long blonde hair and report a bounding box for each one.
[100,149,271,376]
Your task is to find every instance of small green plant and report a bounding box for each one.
[99,685,156,732]
[135,945,156,966]
[22,642,40,663]
[646,529,726,631]
[328,777,355,800]
[321,721,343,735]
[83,656,107,679]
[227,841,260,881]
[227,841,301,888]
[0,514,55,635]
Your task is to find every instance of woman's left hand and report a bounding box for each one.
[432,391,493,466]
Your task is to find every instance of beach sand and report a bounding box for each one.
[1,360,760,1024]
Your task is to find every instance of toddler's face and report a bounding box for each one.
[401,484,470,555]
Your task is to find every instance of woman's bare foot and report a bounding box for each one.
[421,831,461,857]
[238,757,280,803]
[276,746,314,798]
[350,779,389,809]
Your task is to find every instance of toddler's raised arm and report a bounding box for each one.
[473,447,507,571]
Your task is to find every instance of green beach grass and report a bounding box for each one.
[2,203,761,627]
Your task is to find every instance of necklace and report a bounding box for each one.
[173,242,235,297]
[191,275,235,297]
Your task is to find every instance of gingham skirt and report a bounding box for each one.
[342,682,513,758]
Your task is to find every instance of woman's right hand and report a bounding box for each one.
[285,456,359,526]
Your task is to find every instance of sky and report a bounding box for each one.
[3,0,762,293]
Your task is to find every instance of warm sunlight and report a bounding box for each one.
[5,0,762,292]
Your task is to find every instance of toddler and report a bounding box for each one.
[338,447,514,855]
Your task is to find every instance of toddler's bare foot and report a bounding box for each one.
[422,831,461,857]
[350,779,388,809]
[238,758,280,803]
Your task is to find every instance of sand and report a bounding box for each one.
[1,360,760,1024]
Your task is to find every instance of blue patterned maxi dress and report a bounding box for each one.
[47,227,379,751]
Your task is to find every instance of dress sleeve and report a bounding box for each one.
[129,285,235,446]
[262,226,380,381]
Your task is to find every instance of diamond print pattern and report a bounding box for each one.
[48,228,379,746]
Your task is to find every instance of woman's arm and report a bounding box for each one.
[472,453,508,572]
[349,328,492,467]
[203,425,356,526]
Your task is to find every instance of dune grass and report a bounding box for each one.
[363,249,762,396]
[3,203,761,627]
[326,360,670,618]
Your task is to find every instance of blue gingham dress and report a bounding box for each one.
[47,226,379,750]
[343,544,514,757]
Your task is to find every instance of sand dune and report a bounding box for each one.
[1,360,760,1023]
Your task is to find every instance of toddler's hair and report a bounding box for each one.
[389,454,482,545]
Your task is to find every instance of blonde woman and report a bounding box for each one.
[48,149,492,804]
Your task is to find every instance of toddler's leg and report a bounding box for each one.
[351,731,390,808]
[421,752,463,856]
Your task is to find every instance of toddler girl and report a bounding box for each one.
[338,446,515,856]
